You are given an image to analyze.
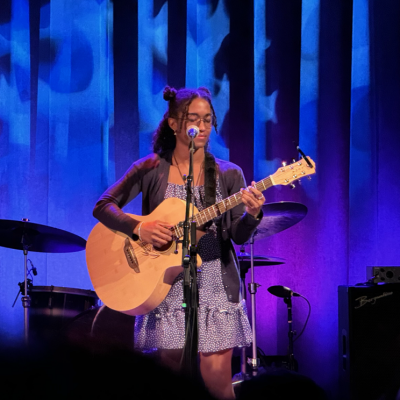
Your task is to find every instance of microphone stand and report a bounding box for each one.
[181,138,199,378]
[283,294,297,371]
[268,285,299,371]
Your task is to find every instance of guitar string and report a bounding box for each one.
[153,161,307,240]
[173,160,313,238]
[174,176,274,237]
[172,159,312,237]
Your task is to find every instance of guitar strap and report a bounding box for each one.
[204,151,217,207]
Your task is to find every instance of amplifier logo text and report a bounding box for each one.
[355,292,393,309]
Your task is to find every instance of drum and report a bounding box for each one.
[28,285,99,340]
[62,305,135,351]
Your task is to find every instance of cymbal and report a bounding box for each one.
[253,202,308,241]
[236,252,285,267]
[237,253,285,275]
[0,219,86,253]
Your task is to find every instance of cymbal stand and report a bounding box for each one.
[237,247,248,380]
[247,233,261,375]
[235,234,261,382]
[21,221,31,345]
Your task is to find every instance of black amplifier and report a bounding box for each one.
[338,283,400,400]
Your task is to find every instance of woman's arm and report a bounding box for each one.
[93,154,160,237]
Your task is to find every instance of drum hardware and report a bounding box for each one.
[0,218,87,344]
[235,249,285,382]
[12,259,37,307]
[233,202,308,382]
[12,280,33,307]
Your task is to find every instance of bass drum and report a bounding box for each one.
[62,305,135,351]
[28,286,99,341]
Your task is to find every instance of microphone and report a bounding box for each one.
[268,285,301,298]
[186,125,199,139]
[28,259,38,276]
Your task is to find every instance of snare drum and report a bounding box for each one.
[29,286,99,339]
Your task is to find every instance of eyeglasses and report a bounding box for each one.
[183,113,214,127]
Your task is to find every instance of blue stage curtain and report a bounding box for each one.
[1,1,400,397]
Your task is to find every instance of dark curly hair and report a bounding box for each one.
[152,86,218,156]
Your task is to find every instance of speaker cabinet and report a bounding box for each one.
[338,284,400,400]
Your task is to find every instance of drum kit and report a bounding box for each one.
[0,201,308,374]
[0,218,88,344]
[234,201,308,381]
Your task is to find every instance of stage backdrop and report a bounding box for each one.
[1,1,400,398]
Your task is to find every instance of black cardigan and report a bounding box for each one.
[93,153,262,303]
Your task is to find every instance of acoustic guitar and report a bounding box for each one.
[86,158,316,316]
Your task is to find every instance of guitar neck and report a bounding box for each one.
[173,176,273,238]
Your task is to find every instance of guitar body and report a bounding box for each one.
[86,198,202,316]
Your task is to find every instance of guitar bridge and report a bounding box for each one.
[124,238,140,273]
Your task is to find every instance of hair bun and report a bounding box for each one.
[163,86,177,101]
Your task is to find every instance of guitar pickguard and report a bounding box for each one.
[139,241,161,258]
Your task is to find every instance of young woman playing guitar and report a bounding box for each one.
[93,86,264,399]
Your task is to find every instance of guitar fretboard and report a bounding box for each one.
[172,176,273,238]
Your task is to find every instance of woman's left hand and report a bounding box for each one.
[240,181,264,218]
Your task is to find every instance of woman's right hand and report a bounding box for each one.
[135,220,173,247]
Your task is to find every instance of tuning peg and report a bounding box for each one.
[307,176,312,181]
[290,183,296,189]
[282,161,287,167]
[292,158,296,163]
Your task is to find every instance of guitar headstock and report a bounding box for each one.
[270,158,316,186]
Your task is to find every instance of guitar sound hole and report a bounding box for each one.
[154,241,174,252]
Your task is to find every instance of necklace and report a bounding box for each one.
[173,154,204,186]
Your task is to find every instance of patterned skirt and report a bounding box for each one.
[134,182,252,353]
